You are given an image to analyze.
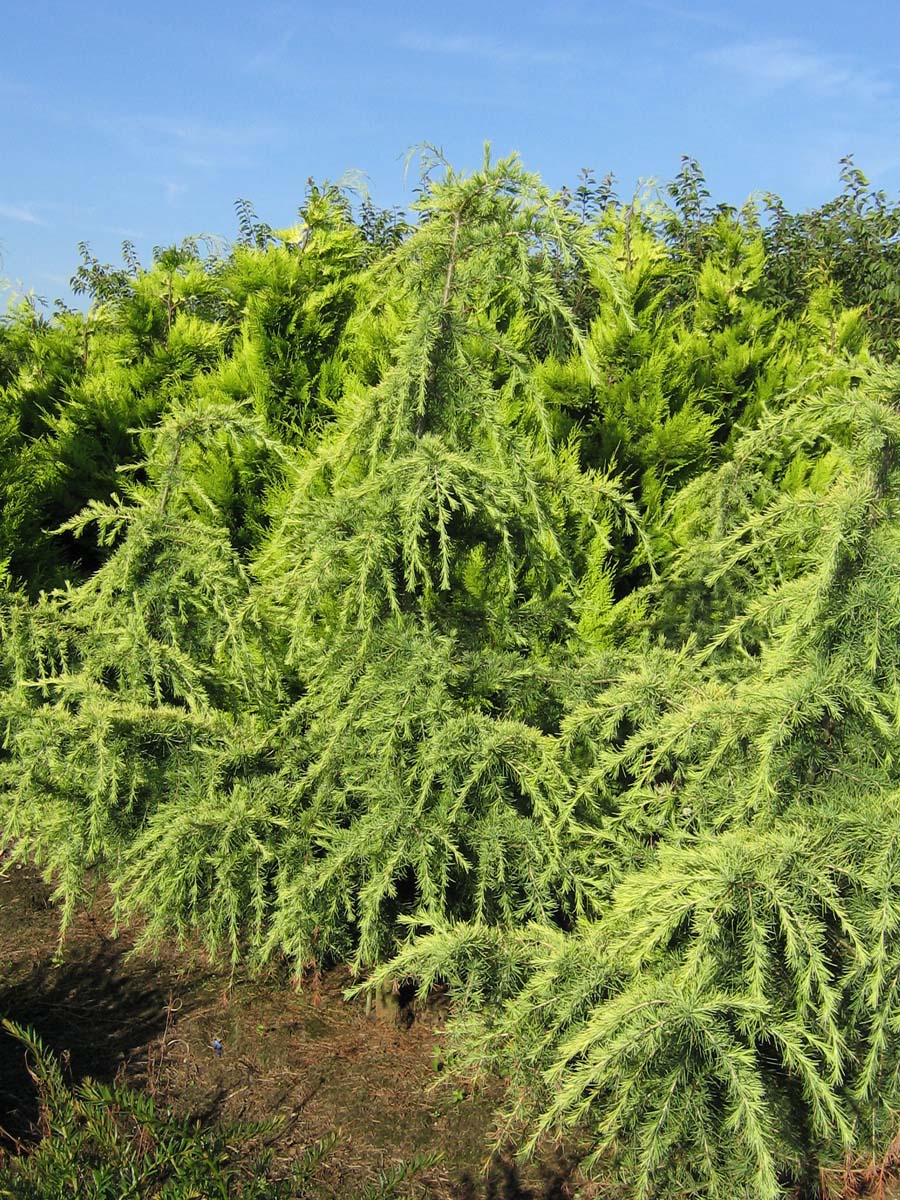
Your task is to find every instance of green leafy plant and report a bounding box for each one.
[0,1020,438,1199]
[0,1020,328,1198]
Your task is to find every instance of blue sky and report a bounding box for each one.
[3,0,899,304]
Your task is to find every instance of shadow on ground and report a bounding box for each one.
[0,863,578,1196]
[454,1157,574,1199]
[0,942,176,1143]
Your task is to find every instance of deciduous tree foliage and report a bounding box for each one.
[2,150,900,1198]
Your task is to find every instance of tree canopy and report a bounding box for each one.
[3,151,900,1198]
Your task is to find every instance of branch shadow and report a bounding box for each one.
[0,942,177,1145]
[454,1154,574,1200]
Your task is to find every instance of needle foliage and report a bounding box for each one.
[3,150,900,1198]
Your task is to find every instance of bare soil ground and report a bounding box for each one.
[0,860,573,1198]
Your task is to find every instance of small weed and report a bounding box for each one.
[0,1020,437,1199]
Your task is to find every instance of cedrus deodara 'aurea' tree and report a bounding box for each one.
[4,151,900,1198]
[0,398,282,940]
[376,362,900,1197]
[120,150,646,970]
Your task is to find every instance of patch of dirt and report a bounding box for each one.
[0,861,572,1197]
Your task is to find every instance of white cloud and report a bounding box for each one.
[706,39,891,105]
[634,0,741,32]
[90,113,281,172]
[396,30,575,67]
[0,203,42,225]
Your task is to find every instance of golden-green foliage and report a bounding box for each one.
[3,151,900,1199]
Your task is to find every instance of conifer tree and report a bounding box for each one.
[0,194,370,592]
[0,397,281,939]
[240,150,644,968]
[380,360,900,1197]
[5,153,900,1200]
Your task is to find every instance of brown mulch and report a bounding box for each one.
[0,860,573,1197]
